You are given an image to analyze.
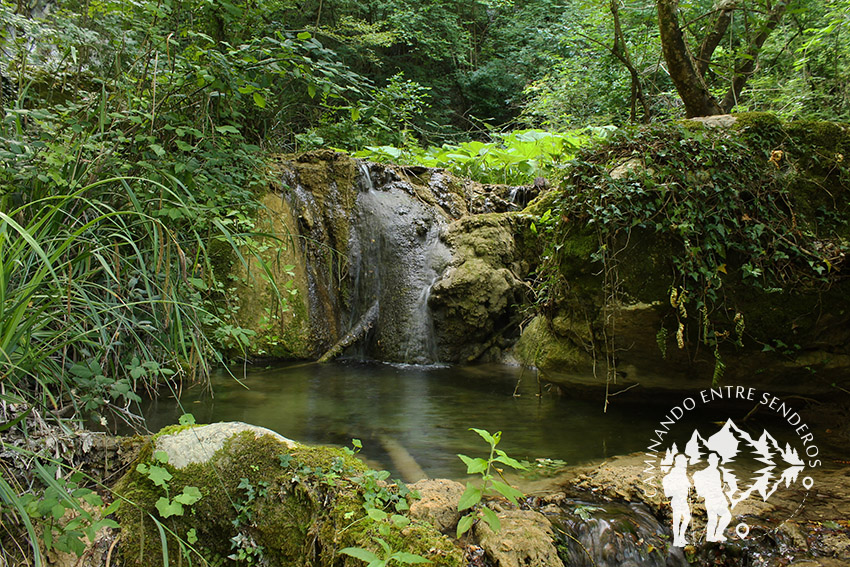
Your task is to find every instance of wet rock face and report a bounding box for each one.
[252,153,533,364]
[346,164,452,363]
[429,214,530,362]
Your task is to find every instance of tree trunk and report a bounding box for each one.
[696,2,737,77]
[611,0,651,122]
[657,0,724,117]
[318,301,378,362]
[720,0,789,111]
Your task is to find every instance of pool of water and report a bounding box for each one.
[140,361,670,480]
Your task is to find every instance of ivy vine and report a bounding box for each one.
[535,120,848,384]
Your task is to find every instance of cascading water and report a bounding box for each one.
[344,161,451,364]
[550,499,688,567]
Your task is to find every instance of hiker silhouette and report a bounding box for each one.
[692,452,733,542]
[662,453,691,547]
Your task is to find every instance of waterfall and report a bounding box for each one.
[344,161,450,364]
[551,500,688,567]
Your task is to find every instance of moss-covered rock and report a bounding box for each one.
[517,116,850,399]
[430,213,530,362]
[114,422,463,567]
[229,192,315,359]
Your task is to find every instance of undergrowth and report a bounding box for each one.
[533,120,849,386]
[354,127,615,185]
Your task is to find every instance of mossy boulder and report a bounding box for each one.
[517,116,850,399]
[228,193,314,359]
[114,422,463,567]
[430,213,530,362]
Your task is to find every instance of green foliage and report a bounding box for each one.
[135,451,203,520]
[229,477,269,564]
[339,537,431,567]
[280,444,416,516]
[456,428,526,537]
[518,1,850,125]
[7,465,119,559]
[356,128,612,185]
[536,121,848,366]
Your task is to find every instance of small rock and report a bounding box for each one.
[155,422,297,469]
[408,478,465,533]
[688,114,737,128]
[474,509,565,567]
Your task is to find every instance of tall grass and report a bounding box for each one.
[0,174,263,565]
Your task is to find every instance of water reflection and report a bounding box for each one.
[141,361,662,479]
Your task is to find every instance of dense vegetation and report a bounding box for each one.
[1,0,849,564]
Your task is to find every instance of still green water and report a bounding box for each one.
[141,361,661,479]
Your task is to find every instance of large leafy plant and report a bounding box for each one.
[456,428,526,537]
[355,128,613,185]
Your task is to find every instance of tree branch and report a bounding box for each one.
[696,2,737,77]
[720,0,789,111]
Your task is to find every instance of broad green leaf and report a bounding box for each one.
[367,508,388,521]
[154,451,169,464]
[391,514,410,528]
[81,492,104,507]
[155,497,183,518]
[174,486,202,506]
[468,428,495,446]
[339,548,379,563]
[178,413,196,426]
[297,31,312,40]
[456,514,474,537]
[393,552,431,564]
[458,454,488,475]
[494,450,527,470]
[252,91,266,108]
[491,480,523,504]
[481,506,501,533]
[146,465,172,488]
[375,537,391,554]
[457,483,482,511]
[215,125,240,134]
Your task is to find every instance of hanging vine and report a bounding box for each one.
[532,117,849,387]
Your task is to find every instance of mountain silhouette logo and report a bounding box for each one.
[659,418,807,546]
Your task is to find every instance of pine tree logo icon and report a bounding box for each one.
[660,419,806,546]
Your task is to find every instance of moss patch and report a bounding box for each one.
[520,117,850,393]
[114,430,463,567]
[514,315,591,374]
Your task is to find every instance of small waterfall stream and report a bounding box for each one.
[345,162,450,364]
[550,499,688,567]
